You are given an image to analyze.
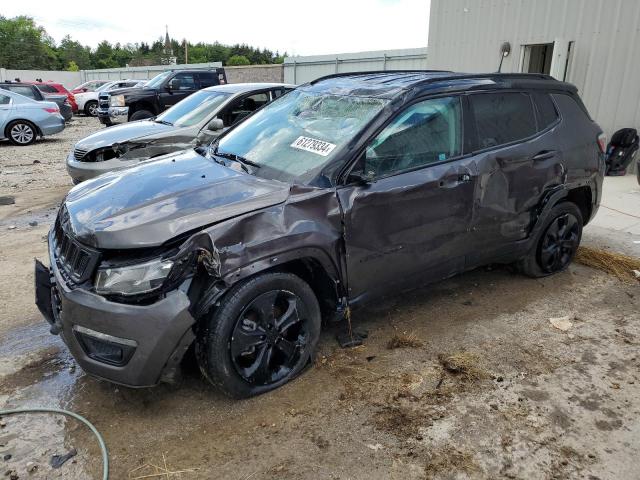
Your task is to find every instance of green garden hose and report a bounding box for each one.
[0,407,108,480]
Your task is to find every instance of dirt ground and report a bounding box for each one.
[1,117,639,480]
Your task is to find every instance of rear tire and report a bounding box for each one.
[518,202,583,278]
[196,272,321,398]
[6,120,37,146]
[84,101,98,117]
[129,109,154,121]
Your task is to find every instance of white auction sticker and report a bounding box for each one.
[290,136,337,156]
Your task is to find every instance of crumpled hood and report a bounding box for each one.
[64,149,291,249]
[75,120,175,151]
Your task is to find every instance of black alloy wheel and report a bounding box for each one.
[537,213,580,273]
[518,201,583,278]
[230,290,308,386]
[196,272,321,398]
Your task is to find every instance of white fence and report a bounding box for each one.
[83,62,223,81]
[284,48,428,84]
[0,62,223,88]
[0,68,82,86]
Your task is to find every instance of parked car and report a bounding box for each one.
[99,68,227,125]
[0,88,65,145]
[0,82,72,121]
[76,80,143,117]
[67,83,293,183]
[71,80,109,94]
[35,71,604,398]
[31,82,78,113]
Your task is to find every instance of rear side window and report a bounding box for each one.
[37,84,58,93]
[4,85,36,100]
[469,92,536,150]
[533,92,559,131]
[0,93,10,105]
[198,72,219,88]
[552,93,593,124]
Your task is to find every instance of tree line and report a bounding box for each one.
[0,16,286,71]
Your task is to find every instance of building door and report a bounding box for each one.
[521,39,573,81]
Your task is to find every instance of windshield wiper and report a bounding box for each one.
[214,150,261,173]
[155,119,172,126]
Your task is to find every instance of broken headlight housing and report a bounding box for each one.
[94,258,174,296]
[109,94,125,107]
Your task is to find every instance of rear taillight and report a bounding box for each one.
[44,107,59,114]
[597,133,607,154]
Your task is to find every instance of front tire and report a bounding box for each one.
[6,120,37,146]
[129,109,154,121]
[84,101,98,117]
[518,202,583,277]
[196,272,321,398]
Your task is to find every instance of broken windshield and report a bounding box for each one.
[215,89,389,184]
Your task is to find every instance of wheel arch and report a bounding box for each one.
[129,100,156,116]
[192,247,344,324]
[4,119,40,140]
[529,183,593,241]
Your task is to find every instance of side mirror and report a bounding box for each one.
[167,78,180,91]
[206,118,224,132]
[347,170,374,185]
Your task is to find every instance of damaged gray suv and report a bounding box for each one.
[35,71,604,398]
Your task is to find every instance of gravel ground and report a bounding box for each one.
[0,116,97,193]
[0,118,639,479]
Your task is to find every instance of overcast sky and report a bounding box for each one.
[3,0,430,56]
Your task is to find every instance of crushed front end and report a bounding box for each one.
[34,207,214,387]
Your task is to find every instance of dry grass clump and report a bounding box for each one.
[424,448,479,479]
[575,246,640,283]
[387,333,424,350]
[437,352,487,381]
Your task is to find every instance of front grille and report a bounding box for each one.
[73,148,88,161]
[53,207,100,285]
[98,92,110,109]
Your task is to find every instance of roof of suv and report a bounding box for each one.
[307,70,576,98]
[202,83,294,94]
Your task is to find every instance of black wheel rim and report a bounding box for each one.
[538,213,580,273]
[230,290,309,386]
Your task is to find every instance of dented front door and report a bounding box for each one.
[336,95,475,304]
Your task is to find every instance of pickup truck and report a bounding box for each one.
[98,68,227,125]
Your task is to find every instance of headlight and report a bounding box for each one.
[109,95,125,107]
[94,258,174,296]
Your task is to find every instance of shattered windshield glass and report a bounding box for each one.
[216,89,389,183]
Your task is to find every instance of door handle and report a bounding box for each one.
[532,150,557,161]
[439,173,472,188]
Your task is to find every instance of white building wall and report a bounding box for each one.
[0,68,82,86]
[427,0,640,142]
[284,48,428,84]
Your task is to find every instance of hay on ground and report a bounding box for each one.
[575,246,640,283]
[387,333,424,350]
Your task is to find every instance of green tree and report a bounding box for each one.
[57,35,92,69]
[67,60,79,71]
[227,54,250,66]
[0,16,57,69]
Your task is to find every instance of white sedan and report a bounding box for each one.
[75,79,143,116]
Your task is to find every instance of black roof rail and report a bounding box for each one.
[309,70,558,87]
[309,70,453,84]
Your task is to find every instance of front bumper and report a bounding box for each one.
[35,233,195,387]
[98,106,129,125]
[65,149,137,183]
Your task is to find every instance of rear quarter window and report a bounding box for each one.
[532,92,560,131]
[469,92,537,150]
[551,93,593,124]
[198,72,219,88]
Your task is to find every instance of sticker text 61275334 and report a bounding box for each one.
[290,136,337,157]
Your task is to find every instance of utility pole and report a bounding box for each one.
[184,39,188,64]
